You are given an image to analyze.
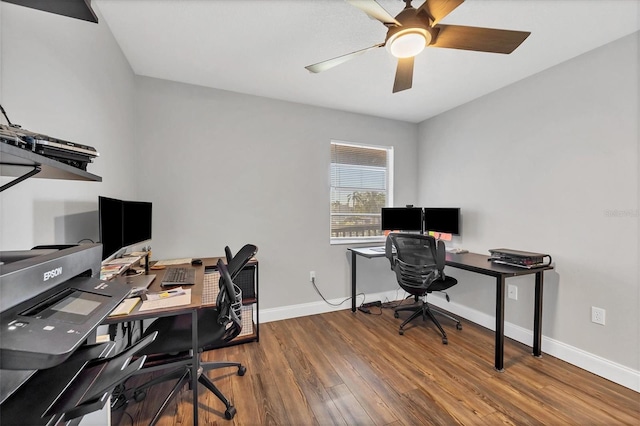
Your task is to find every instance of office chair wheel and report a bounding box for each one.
[442,337,448,345]
[394,312,399,318]
[225,405,237,420]
[238,366,246,376]
[456,323,463,330]
[399,329,404,335]
[133,389,147,402]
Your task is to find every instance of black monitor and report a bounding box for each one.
[123,201,152,247]
[381,207,423,232]
[99,196,152,261]
[424,207,460,235]
[98,196,124,261]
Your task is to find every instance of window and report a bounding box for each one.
[330,140,393,243]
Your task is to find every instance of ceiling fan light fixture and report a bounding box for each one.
[387,28,429,58]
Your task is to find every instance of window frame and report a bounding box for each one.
[329,139,394,245]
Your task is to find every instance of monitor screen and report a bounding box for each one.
[381,207,423,232]
[424,208,460,235]
[123,201,152,247]
[99,196,124,261]
[99,196,152,260]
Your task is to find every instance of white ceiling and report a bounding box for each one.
[95,0,640,123]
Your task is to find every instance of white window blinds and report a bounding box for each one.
[330,141,393,241]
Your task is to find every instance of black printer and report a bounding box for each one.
[0,244,156,425]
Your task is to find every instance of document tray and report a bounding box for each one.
[1,333,157,425]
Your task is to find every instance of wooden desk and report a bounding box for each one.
[105,256,259,336]
[348,248,554,371]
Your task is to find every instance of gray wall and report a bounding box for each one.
[417,33,639,371]
[0,3,137,250]
[133,77,418,310]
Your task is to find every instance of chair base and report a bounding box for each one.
[394,300,462,344]
[126,360,246,424]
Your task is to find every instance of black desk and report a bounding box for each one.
[348,247,554,371]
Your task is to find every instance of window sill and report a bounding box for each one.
[330,237,385,246]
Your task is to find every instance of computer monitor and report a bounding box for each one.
[424,207,460,235]
[98,196,124,261]
[99,196,152,261]
[123,201,152,247]
[381,207,423,232]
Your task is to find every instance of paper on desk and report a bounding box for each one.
[153,258,192,266]
[109,297,141,317]
[138,288,192,311]
[106,256,141,264]
[146,287,186,301]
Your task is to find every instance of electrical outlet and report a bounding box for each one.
[591,307,605,325]
[508,284,518,300]
[309,271,316,282]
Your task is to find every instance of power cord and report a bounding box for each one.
[380,288,404,308]
[310,276,365,307]
[0,104,19,127]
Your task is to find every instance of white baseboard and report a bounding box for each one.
[260,289,402,322]
[260,292,640,393]
[426,296,640,392]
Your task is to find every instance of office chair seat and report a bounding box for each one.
[136,309,227,356]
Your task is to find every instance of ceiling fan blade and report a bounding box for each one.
[345,0,401,26]
[431,24,531,54]
[393,57,414,93]
[305,43,385,73]
[417,0,464,26]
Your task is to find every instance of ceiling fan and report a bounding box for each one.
[305,0,531,93]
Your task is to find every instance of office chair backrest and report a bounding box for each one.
[216,259,242,342]
[387,233,446,293]
[225,244,258,279]
[388,233,445,270]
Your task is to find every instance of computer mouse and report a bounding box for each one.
[191,259,202,266]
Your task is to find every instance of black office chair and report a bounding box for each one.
[385,233,462,344]
[128,253,253,423]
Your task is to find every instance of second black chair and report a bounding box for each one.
[129,244,257,423]
[386,233,461,344]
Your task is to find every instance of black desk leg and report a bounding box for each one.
[533,271,544,357]
[192,310,199,425]
[351,251,357,312]
[495,276,506,372]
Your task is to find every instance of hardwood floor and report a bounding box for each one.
[112,306,639,425]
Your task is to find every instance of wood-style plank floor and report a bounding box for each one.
[112,305,639,425]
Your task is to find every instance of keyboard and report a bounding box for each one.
[161,267,196,286]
